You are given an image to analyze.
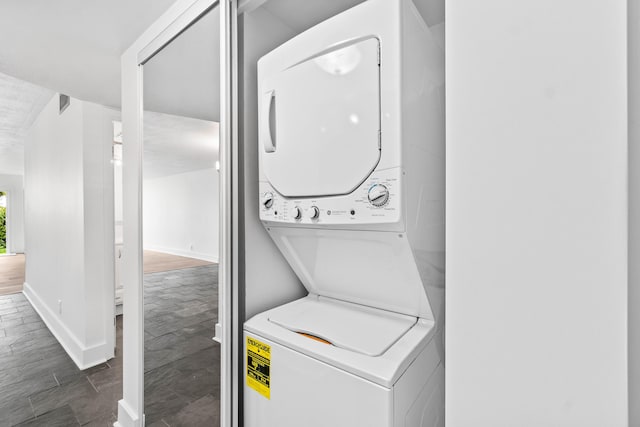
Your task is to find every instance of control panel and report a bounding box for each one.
[259,167,401,226]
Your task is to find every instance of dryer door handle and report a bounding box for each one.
[262,90,276,153]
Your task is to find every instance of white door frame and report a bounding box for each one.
[219,0,240,426]
[118,0,237,426]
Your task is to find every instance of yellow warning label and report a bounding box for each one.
[247,336,271,399]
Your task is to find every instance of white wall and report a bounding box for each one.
[446,1,628,426]
[82,102,119,355]
[23,95,117,369]
[143,167,219,262]
[0,173,25,253]
[240,7,306,320]
[115,161,123,244]
[629,0,640,423]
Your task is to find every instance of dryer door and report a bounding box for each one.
[260,37,381,198]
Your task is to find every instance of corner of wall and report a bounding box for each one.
[23,283,111,370]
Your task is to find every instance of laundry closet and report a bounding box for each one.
[238,1,445,425]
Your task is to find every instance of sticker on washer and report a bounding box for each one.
[247,336,271,399]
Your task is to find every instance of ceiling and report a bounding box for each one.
[0,0,441,113]
[0,0,218,179]
[0,0,441,177]
[143,111,219,180]
[0,73,53,175]
[0,0,178,109]
[143,6,220,122]
[142,6,221,179]
[0,0,179,176]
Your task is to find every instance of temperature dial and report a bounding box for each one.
[308,206,320,220]
[368,184,390,207]
[262,192,274,209]
[292,206,302,220]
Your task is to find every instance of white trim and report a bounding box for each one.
[138,0,217,64]
[22,283,110,370]
[114,400,142,427]
[220,1,238,426]
[143,245,219,263]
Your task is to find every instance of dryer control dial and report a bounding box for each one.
[292,206,302,220]
[308,206,320,220]
[368,184,390,207]
[262,192,274,209]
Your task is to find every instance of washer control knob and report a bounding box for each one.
[308,206,320,220]
[368,184,390,207]
[292,206,302,220]
[262,192,274,209]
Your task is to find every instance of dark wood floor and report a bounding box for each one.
[0,293,122,426]
[0,263,219,426]
[144,264,220,426]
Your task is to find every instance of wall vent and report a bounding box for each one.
[59,94,70,115]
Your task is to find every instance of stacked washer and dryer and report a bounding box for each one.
[244,0,445,425]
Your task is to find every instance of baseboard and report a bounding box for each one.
[115,400,143,427]
[144,245,218,263]
[23,282,110,370]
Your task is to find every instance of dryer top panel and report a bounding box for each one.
[259,37,381,198]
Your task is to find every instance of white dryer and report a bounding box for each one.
[245,0,445,426]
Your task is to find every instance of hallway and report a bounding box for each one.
[0,258,218,426]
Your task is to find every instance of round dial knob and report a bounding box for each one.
[368,184,390,207]
[308,206,320,220]
[292,206,302,220]
[262,192,274,209]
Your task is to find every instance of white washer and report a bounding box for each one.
[246,0,445,426]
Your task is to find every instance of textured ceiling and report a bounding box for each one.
[143,111,219,180]
[0,0,178,177]
[0,0,179,176]
[0,73,53,175]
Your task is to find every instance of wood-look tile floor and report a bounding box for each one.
[0,255,25,296]
[0,263,219,426]
[144,264,220,427]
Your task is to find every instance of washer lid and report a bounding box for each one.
[260,37,381,198]
[268,295,417,357]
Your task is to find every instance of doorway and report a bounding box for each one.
[118,0,238,424]
[0,190,6,254]
[0,190,25,296]
[118,1,226,425]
